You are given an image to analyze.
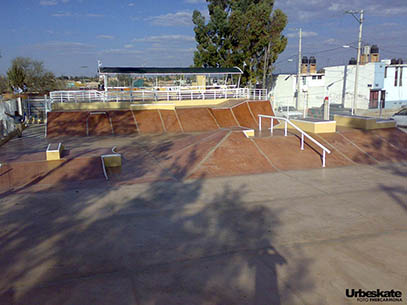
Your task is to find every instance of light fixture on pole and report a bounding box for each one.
[345,10,364,116]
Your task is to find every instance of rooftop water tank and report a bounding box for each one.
[397,58,404,64]
[391,58,397,65]
[349,58,357,65]
[309,56,316,64]
[302,56,309,64]
[370,45,379,54]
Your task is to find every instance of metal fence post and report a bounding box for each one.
[271,118,273,134]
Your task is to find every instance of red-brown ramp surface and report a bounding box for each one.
[209,108,239,128]
[247,101,279,130]
[47,111,87,137]
[0,157,104,192]
[338,129,406,162]
[231,102,258,129]
[176,108,219,132]
[189,131,275,178]
[132,110,164,134]
[109,110,138,135]
[87,113,112,136]
[159,110,183,133]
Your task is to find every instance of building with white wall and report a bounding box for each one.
[383,61,407,109]
[270,56,406,111]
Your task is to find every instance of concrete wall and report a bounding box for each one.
[324,62,384,110]
[270,74,326,110]
[271,62,392,111]
[0,99,18,138]
[383,65,407,109]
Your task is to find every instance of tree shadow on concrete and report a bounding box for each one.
[376,161,407,213]
[0,140,314,304]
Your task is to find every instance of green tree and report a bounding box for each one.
[6,57,61,92]
[192,0,287,87]
[7,61,26,90]
[0,75,9,93]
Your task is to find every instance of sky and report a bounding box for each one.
[0,0,406,76]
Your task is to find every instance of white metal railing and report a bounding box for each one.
[50,88,267,103]
[258,114,331,167]
[50,90,105,103]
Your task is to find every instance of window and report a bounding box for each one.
[395,67,398,87]
[384,67,388,78]
[302,76,306,85]
[312,76,317,80]
[400,67,403,86]
[318,75,322,80]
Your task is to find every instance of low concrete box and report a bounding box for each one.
[101,153,122,180]
[243,129,255,138]
[46,143,63,161]
[102,154,122,167]
[277,119,336,134]
[334,114,396,130]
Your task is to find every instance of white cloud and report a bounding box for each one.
[100,49,143,55]
[184,0,205,3]
[51,11,72,17]
[40,0,58,5]
[124,44,134,49]
[133,35,195,42]
[33,41,95,51]
[51,12,104,17]
[146,11,193,26]
[323,38,339,45]
[85,13,104,17]
[97,35,115,40]
[128,2,136,6]
[39,0,70,5]
[287,31,318,38]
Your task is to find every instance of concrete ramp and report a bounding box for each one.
[176,108,219,132]
[46,100,275,137]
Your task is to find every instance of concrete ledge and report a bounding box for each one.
[130,104,175,110]
[276,119,336,134]
[102,154,122,167]
[51,98,232,111]
[243,129,255,138]
[334,114,396,130]
[46,143,63,161]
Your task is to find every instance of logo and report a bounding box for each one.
[346,289,403,303]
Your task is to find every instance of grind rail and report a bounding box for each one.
[258,115,331,167]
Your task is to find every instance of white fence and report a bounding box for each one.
[50,88,268,103]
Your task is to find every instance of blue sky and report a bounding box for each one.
[0,0,406,76]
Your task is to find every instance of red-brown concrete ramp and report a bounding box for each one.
[209,108,239,128]
[109,111,138,135]
[46,100,275,137]
[47,112,87,137]
[87,113,112,136]
[176,108,219,132]
[159,110,183,133]
[1,125,406,193]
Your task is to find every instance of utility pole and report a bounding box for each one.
[296,28,302,110]
[346,10,364,116]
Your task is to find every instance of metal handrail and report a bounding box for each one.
[258,114,331,167]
